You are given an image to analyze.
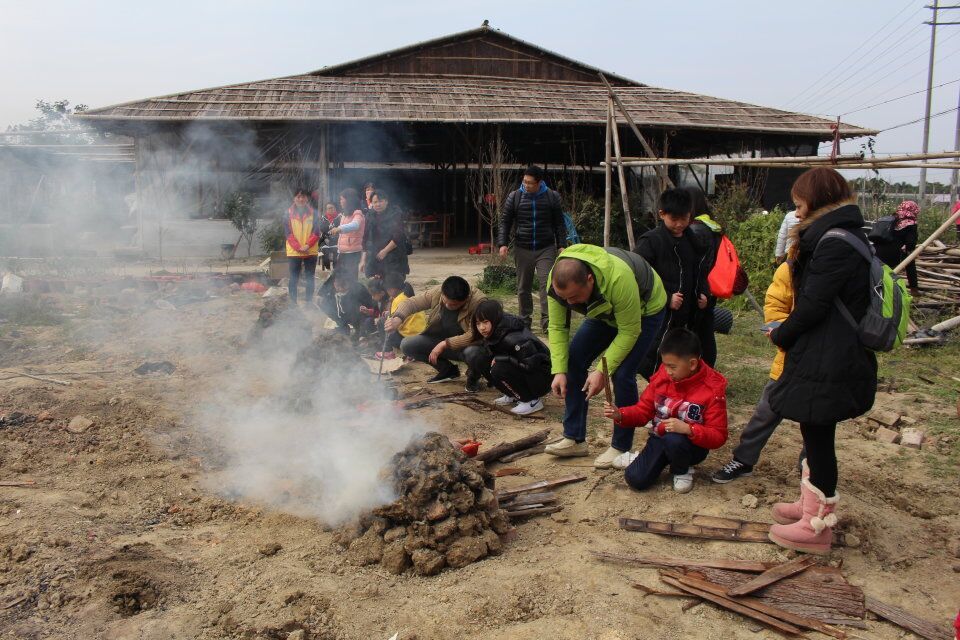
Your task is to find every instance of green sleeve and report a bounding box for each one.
[547,287,570,375]
[601,272,642,376]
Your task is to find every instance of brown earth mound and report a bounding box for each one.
[334,432,512,576]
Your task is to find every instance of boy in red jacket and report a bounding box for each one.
[603,328,728,493]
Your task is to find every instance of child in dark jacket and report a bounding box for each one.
[637,188,710,379]
[318,272,375,342]
[472,299,552,416]
[604,328,727,494]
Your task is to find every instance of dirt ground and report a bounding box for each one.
[1,251,958,640]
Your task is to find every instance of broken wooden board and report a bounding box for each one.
[865,596,953,640]
[663,570,846,639]
[694,566,865,623]
[495,474,586,499]
[493,467,526,477]
[691,514,849,547]
[505,505,562,518]
[498,444,546,463]
[475,428,550,462]
[659,574,804,636]
[498,491,558,508]
[619,518,770,543]
[590,551,775,573]
[725,556,818,597]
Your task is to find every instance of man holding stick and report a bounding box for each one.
[544,244,667,468]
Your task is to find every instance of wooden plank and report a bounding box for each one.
[691,514,848,547]
[505,505,562,518]
[498,492,558,508]
[659,574,804,636]
[495,474,586,499]
[475,428,550,462]
[619,518,771,543]
[663,570,846,639]
[590,551,775,572]
[726,556,818,597]
[865,596,952,640]
[498,444,546,463]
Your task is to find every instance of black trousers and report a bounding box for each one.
[288,256,318,303]
[469,348,551,402]
[624,433,708,490]
[800,422,837,496]
[400,334,485,376]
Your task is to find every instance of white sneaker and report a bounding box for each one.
[511,398,544,415]
[673,472,694,493]
[593,446,624,469]
[612,450,640,470]
[544,437,589,457]
[493,394,514,406]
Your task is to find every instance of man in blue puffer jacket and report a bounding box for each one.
[497,165,566,332]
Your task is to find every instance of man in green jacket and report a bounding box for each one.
[545,244,668,468]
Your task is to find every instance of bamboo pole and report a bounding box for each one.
[604,98,613,248]
[895,207,960,274]
[598,73,675,189]
[610,150,960,168]
[605,161,960,170]
[610,114,636,250]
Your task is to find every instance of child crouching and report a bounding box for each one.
[603,328,728,493]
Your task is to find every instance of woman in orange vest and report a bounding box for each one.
[329,188,366,282]
[284,188,321,304]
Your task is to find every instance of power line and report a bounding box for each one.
[785,1,922,108]
[876,105,959,132]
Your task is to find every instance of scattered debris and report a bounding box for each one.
[866,409,902,429]
[874,427,901,444]
[475,428,550,462]
[333,432,510,576]
[0,370,71,386]
[620,514,851,546]
[725,556,818,597]
[66,416,95,434]
[865,596,953,640]
[0,412,35,428]
[134,361,176,376]
[899,427,925,450]
[257,543,282,557]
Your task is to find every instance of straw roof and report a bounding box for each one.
[79,26,873,139]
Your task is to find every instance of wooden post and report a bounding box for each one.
[318,124,329,207]
[604,98,613,248]
[598,73,674,189]
[895,207,960,273]
[610,114,636,251]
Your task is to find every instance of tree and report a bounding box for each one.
[224,192,258,257]
[6,99,93,144]
[467,127,518,248]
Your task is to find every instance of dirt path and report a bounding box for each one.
[0,265,958,640]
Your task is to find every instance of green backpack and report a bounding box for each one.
[818,229,911,351]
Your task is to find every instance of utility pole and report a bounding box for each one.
[951,86,960,204]
[918,0,940,208]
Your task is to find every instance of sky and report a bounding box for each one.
[1,0,958,184]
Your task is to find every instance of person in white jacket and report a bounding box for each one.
[775,210,798,264]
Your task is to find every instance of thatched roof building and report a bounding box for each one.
[79,23,873,250]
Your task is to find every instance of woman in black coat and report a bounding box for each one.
[873,200,919,292]
[362,190,409,280]
[765,167,877,555]
[471,300,552,416]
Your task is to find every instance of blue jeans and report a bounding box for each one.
[624,432,709,490]
[288,256,317,303]
[562,309,665,450]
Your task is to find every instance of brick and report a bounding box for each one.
[900,428,924,450]
[66,416,94,434]
[874,427,901,444]
[866,410,901,429]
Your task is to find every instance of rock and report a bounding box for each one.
[383,527,406,544]
[456,514,481,536]
[381,542,411,575]
[348,528,384,565]
[475,488,497,511]
[411,548,445,576]
[874,427,901,444]
[448,484,475,513]
[432,517,458,541]
[844,533,861,548]
[740,494,759,509]
[333,521,363,547]
[480,528,502,555]
[258,542,282,556]
[66,416,95,434]
[489,512,512,535]
[36,410,54,422]
[424,500,449,522]
[445,535,488,569]
[948,537,960,559]
[900,428,924,449]
[287,630,306,640]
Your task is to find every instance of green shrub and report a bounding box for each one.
[258,217,285,254]
[477,264,517,294]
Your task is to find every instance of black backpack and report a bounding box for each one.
[867,216,896,244]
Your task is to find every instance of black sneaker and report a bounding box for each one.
[711,459,753,484]
[426,367,460,384]
[464,377,483,393]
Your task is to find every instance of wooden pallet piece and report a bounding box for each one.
[726,556,818,597]
[865,596,953,640]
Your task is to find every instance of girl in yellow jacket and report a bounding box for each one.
[711,261,794,483]
[376,272,426,360]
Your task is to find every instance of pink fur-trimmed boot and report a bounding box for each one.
[768,478,839,555]
[771,459,809,525]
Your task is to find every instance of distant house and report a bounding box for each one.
[79,24,872,255]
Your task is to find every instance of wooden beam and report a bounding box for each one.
[604,97,613,248]
[610,117,636,250]
[725,556,818,597]
[495,474,586,499]
[474,429,551,463]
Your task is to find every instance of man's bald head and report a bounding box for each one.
[552,258,595,305]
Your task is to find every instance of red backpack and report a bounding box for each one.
[708,235,749,299]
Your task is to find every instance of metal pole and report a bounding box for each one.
[950,84,960,204]
[919,0,940,207]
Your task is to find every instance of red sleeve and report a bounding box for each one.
[687,392,728,449]
[617,381,657,428]
[305,233,320,248]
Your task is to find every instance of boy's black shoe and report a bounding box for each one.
[464,376,483,393]
[710,459,753,484]
[426,366,460,384]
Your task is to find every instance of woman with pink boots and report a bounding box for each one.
[766,168,878,554]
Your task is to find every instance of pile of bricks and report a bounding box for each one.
[865,410,926,449]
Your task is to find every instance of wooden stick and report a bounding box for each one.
[610,114,636,250]
[498,491,558,508]
[0,480,37,488]
[505,505,562,518]
[895,207,960,274]
[865,596,952,640]
[1,371,71,386]
[931,313,960,333]
[589,550,775,573]
[498,444,546,463]
[475,428,550,462]
[495,474,586,498]
[664,570,847,639]
[600,357,613,405]
[725,556,818,597]
[659,574,804,636]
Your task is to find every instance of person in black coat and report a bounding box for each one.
[471,299,552,416]
[873,200,919,292]
[765,167,878,555]
[496,165,567,332]
[362,190,409,280]
[636,188,711,378]
[318,271,376,342]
